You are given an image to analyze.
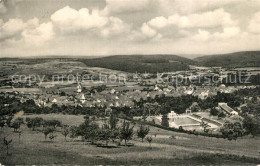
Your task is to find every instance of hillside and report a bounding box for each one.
[80,55,196,73]
[195,51,260,67]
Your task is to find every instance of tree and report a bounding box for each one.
[84,123,100,144]
[200,120,209,134]
[12,121,20,132]
[43,120,62,128]
[4,137,12,155]
[60,91,66,96]
[49,133,56,142]
[26,117,43,130]
[69,126,79,139]
[218,112,226,119]
[42,127,54,140]
[161,114,169,128]
[110,129,120,143]
[120,121,134,146]
[146,136,152,147]
[61,125,70,141]
[98,128,111,146]
[109,113,118,130]
[220,120,244,140]
[243,116,259,137]
[0,118,5,127]
[18,131,22,144]
[137,124,149,142]
[210,108,219,116]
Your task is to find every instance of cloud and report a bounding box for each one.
[104,0,151,14]
[101,17,131,37]
[22,21,54,46]
[147,8,236,29]
[213,26,241,39]
[1,1,260,57]
[0,18,24,40]
[0,1,7,14]
[140,8,239,41]
[51,6,108,33]
[248,11,260,34]
[0,18,54,46]
[191,26,241,42]
[141,23,157,38]
[157,0,248,15]
[50,6,131,38]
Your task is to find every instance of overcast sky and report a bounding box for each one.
[0,0,260,57]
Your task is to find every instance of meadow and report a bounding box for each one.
[0,114,259,165]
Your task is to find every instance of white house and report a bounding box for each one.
[77,84,82,93]
[168,111,177,118]
[52,98,57,103]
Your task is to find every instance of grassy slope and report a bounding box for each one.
[80,55,197,73]
[1,114,260,165]
[195,51,260,67]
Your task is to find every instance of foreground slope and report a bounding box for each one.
[80,55,196,73]
[195,51,260,67]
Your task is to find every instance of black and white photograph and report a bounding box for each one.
[0,0,260,165]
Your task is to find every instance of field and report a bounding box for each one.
[0,114,260,165]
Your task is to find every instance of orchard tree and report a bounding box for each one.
[4,137,12,155]
[84,123,100,144]
[69,126,80,139]
[12,121,20,132]
[137,124,150,142]
[109,113,118,130]
[146,136,152,147]
[98,128,111,146]
[42,127,55,140]
[49,133,56,142]
[61,125,70,141]
[120,121,134,146]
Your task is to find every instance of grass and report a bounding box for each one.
[23,114,85,126]
[1,114,260,165]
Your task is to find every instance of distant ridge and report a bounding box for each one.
[80,54,197,73]
[194,51,260,67]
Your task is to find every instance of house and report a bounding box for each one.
[76,93,86,104]
[52,98,57,103]
[185,86,194,95]
[218,103,238,115]
[186,102,201,113]
[110,89,116,94]
[77,84,82,93]
[198,90,209,100]
[154,85,160,91]
[168,111,177,118]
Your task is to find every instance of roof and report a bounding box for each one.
[218,103,234,113]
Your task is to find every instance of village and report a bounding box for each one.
[0,58,260,165]
[0,59,259,133]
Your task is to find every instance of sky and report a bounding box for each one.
[0,0,260,57]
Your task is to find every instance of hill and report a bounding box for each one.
[80,55,196,73]
[195,51,260,67]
